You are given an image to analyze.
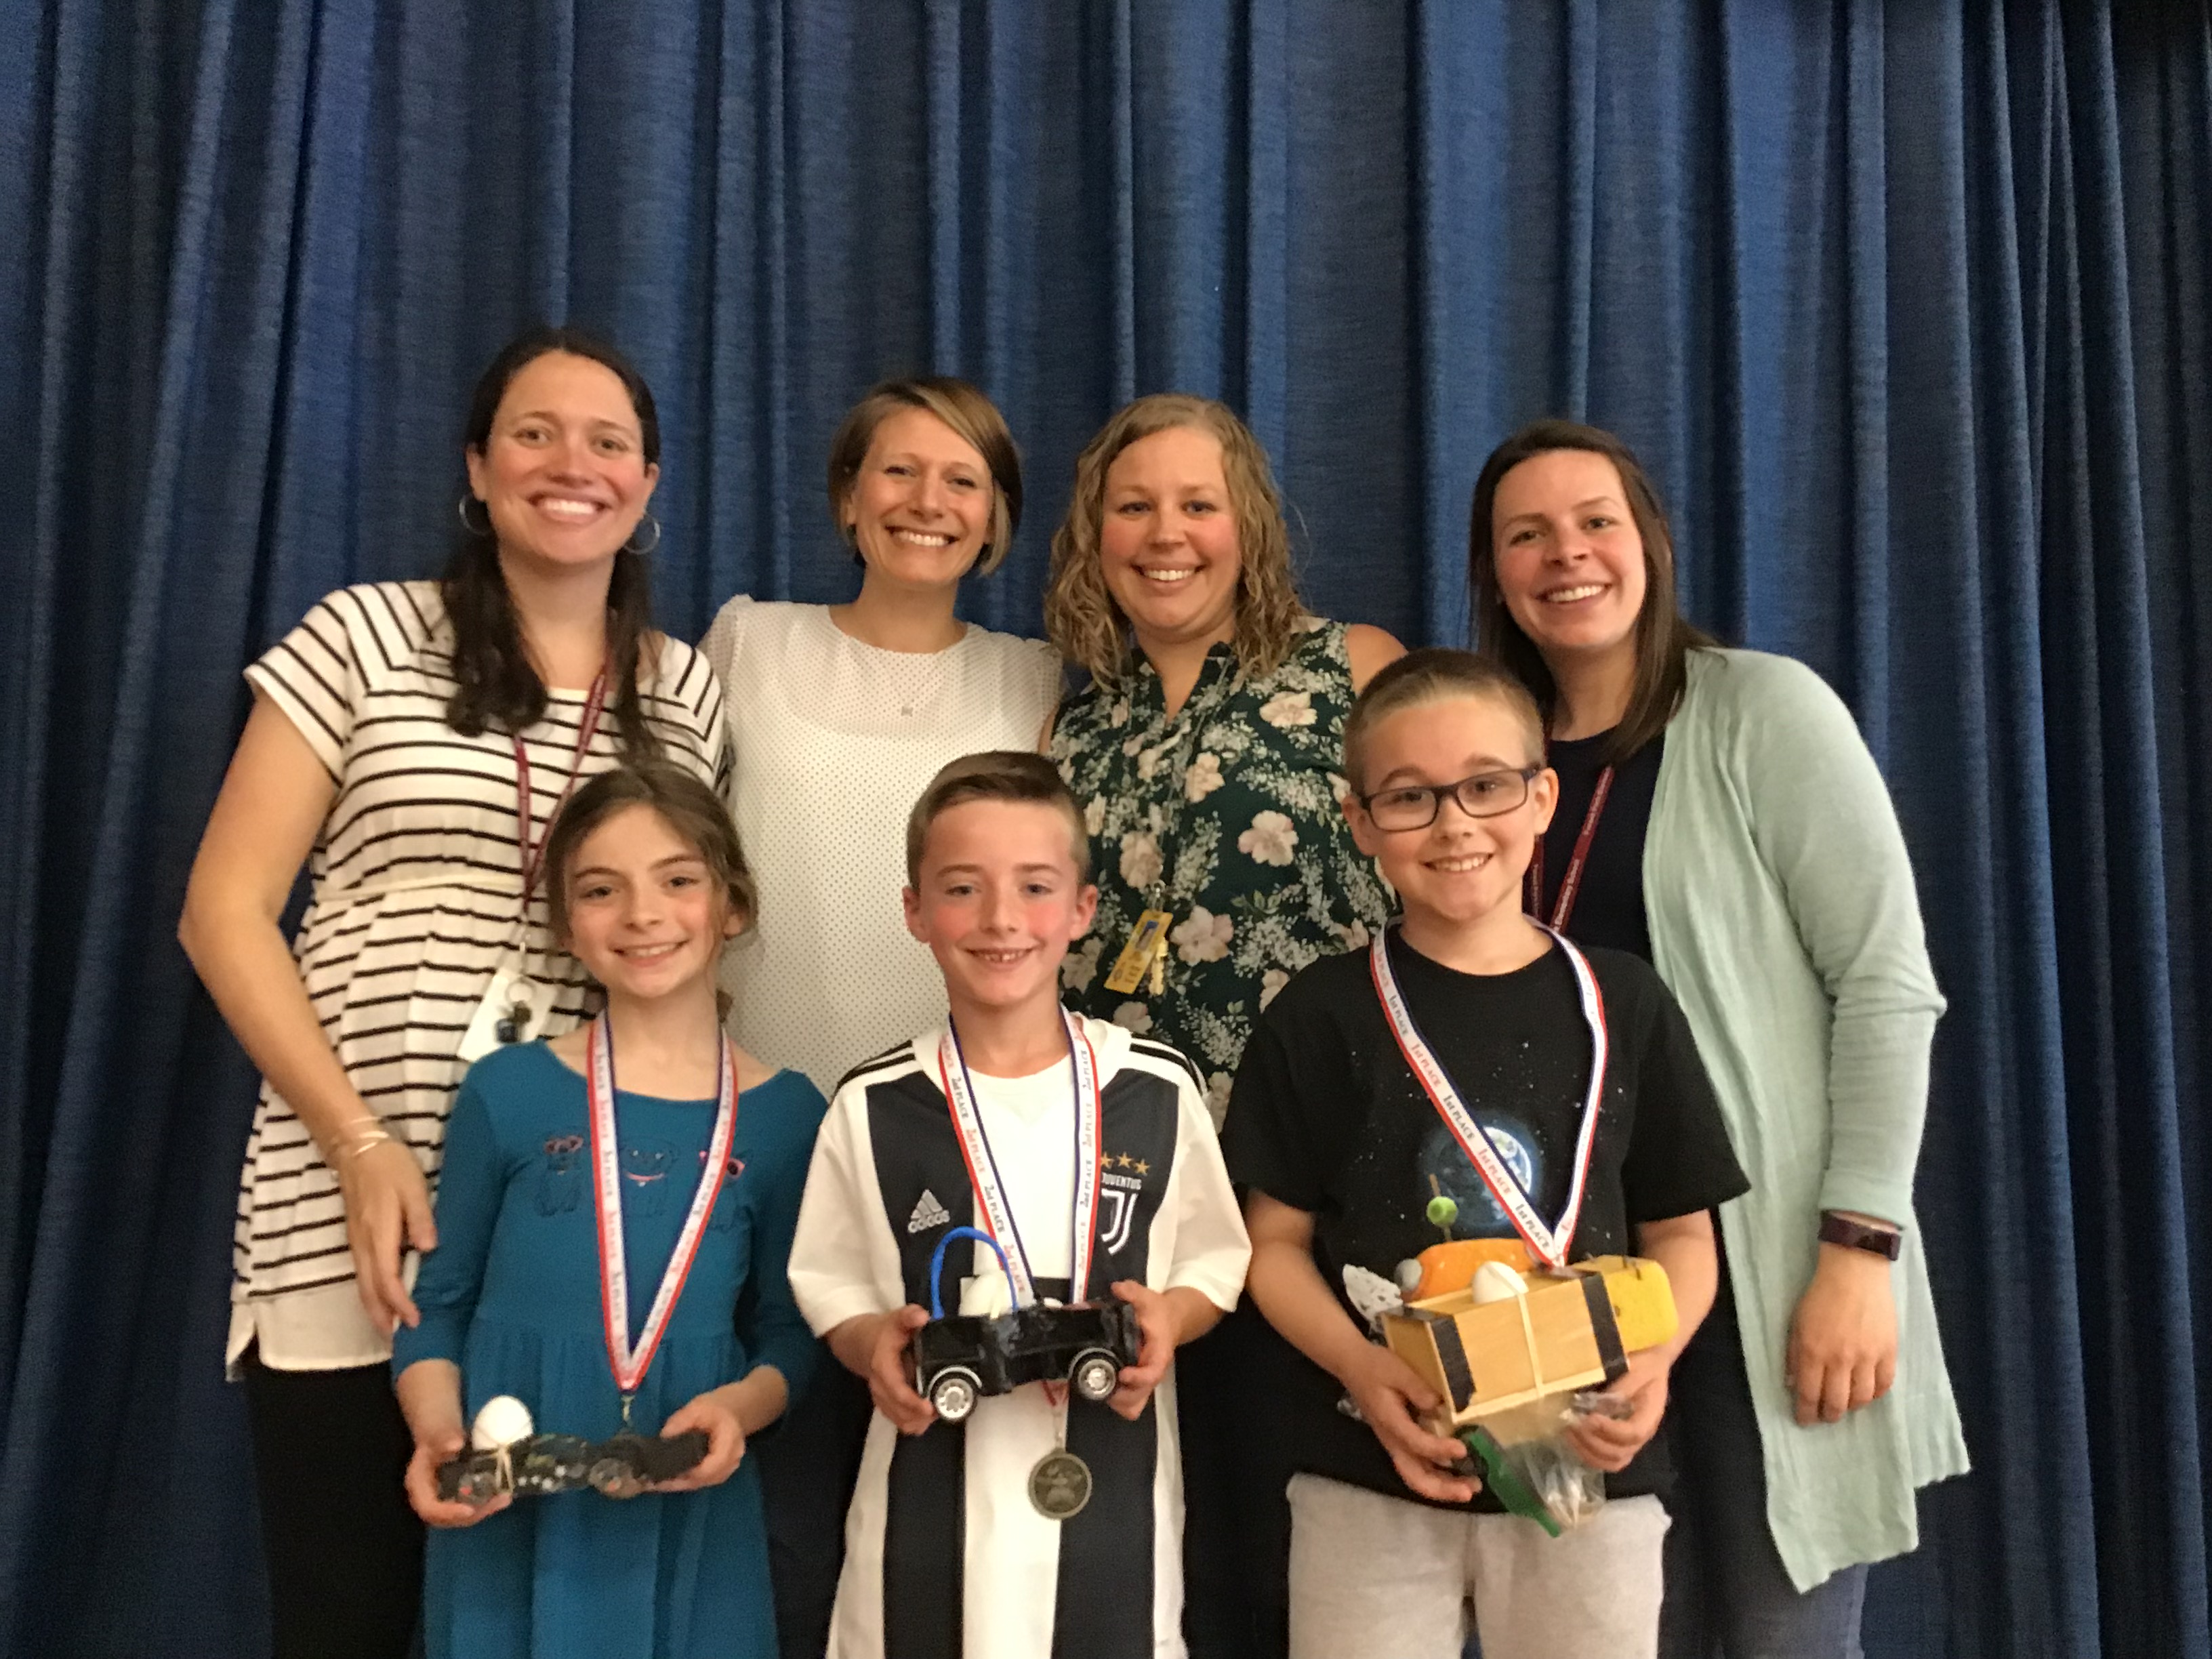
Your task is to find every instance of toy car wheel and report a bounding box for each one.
[1071,1351,1120,1403]
[930,1369,981,1422]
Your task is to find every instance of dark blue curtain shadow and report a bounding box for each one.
[3,3,2208,1656]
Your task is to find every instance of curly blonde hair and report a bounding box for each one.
[1044,394,1306,685]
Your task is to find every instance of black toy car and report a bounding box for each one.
[914,1227,1143,1423]
[436,1430,708,1504]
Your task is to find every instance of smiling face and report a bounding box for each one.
[464,350,658,575]
[560,804,745,1008]
[1345,693,1557,935]
[1489,448,1650,677]
[1099,425,1243,656]
[904,798,1098,1027]
[842,406,995,592]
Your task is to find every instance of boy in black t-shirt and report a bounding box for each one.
[1224,650,1747,1659]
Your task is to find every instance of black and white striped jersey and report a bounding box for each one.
[789,1016,1250,1659]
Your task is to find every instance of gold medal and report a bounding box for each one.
[1027,1448,1093,1520]
[1103,909,1173,994]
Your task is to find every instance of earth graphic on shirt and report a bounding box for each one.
[1415,1118,1542,1237]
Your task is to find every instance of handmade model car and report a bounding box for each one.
[914,1227,1143,1423]
[1381,1254,1677,1442]
[436,1429,709,1504]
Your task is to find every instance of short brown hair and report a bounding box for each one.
[825,378,1023,576]
[544,762,758,942]
[905,751,1091,888]
[1044,393,1305,685]
[1468,419,1715,764]
[1343,648,1546,792]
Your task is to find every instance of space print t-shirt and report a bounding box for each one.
[1223,931,1747,1507]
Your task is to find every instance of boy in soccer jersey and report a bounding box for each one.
[1225,651,1748,1659]
[788,751,1250,1659]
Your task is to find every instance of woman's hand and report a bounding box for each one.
[1340,1343,1480,1504]
[1786,1243,1898,1425]
[646,1387,749,1494]
[337,1136,436,1334]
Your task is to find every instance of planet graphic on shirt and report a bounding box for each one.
[1417,1119,1540,1234]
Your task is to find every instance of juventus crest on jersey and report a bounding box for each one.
[788,1015,1250,1659]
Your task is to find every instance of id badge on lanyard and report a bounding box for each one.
[456,670,610,1065]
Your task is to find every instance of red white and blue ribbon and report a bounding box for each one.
[1370,924,1607,1270]
[937,1012,1103,1309]
[588,1012,740,1408]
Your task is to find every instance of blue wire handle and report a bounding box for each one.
[928,1226,1021,1319]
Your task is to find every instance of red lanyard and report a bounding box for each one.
[1370,926,1608,1269]
[1525,764,1614,933]
[513,668,611,903]
[937,1013,1103,1309]
[586,1012,739,1418]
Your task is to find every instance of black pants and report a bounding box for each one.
[1181,1300,1294,1659]
[755,1361,872,1659]
[1659,1240,1870,1659]
[241,1347,424,1659]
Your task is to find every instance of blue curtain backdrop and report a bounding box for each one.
[1,2,2207,1655]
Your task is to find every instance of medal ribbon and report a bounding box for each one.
[1369,926,1608,1269]
[937,1012,1103,1309]
[588,1012,740,1404]
[514,667,612,905]
[1523,763,1614,932]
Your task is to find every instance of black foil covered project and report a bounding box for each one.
[914,1300,1143,1422]
[436,1430,710,1504]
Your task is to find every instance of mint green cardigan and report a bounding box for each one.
[1645,649,1969,1589]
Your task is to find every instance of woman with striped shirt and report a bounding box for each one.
[180,328,729,1659]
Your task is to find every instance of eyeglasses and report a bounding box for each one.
[1355,767,1542,832]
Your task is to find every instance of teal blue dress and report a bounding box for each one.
[394,1041,825,1659]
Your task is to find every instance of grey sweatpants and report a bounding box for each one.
[1286,1472,1669,1659]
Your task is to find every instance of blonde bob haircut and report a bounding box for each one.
[1044,393,1306,686]
[825,377,1023,577]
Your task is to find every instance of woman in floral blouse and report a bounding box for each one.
[1045,392,1401,1659]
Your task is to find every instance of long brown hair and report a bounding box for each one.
[1044,394,1305,686]
[543,761,758,944]
[1467,419,1715,764]
[444,325,662,760]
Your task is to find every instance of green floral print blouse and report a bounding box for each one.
[1050,618,1393,1124]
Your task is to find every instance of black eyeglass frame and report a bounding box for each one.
[1353,765,1546,831]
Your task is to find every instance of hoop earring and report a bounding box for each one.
[624,513,661,556]
[456,494,493,537]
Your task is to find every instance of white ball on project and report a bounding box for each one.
[1469,1261,1530,1305]
[471,1394,535,1450]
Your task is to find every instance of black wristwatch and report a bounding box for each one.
[1819,1211,1902,1260]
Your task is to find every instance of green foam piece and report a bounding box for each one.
[1460,1427,1563,1538]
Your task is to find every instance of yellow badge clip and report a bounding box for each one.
[1103,909,1174,995]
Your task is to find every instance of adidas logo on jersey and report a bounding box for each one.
[907,1189,951,1234]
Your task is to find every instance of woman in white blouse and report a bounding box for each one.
[697,379,1057,1656]
[699,379,1058,1097]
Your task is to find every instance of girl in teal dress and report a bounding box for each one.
[392,762,823,1659]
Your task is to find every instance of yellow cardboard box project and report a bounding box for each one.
[1382,1255,1677,1444]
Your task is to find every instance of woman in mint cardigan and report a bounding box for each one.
[1468,420,1967,1659]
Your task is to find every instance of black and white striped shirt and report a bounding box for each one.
[226,581,731,1372]
[787,1018,1251,1658]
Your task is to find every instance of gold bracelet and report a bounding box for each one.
[332,1124,394,1164]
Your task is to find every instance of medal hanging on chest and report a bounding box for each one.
[1369,925,1608,1271]
[457,670,610,1064]
[588,1012,740,1428]
[937,1012,1110,1519]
